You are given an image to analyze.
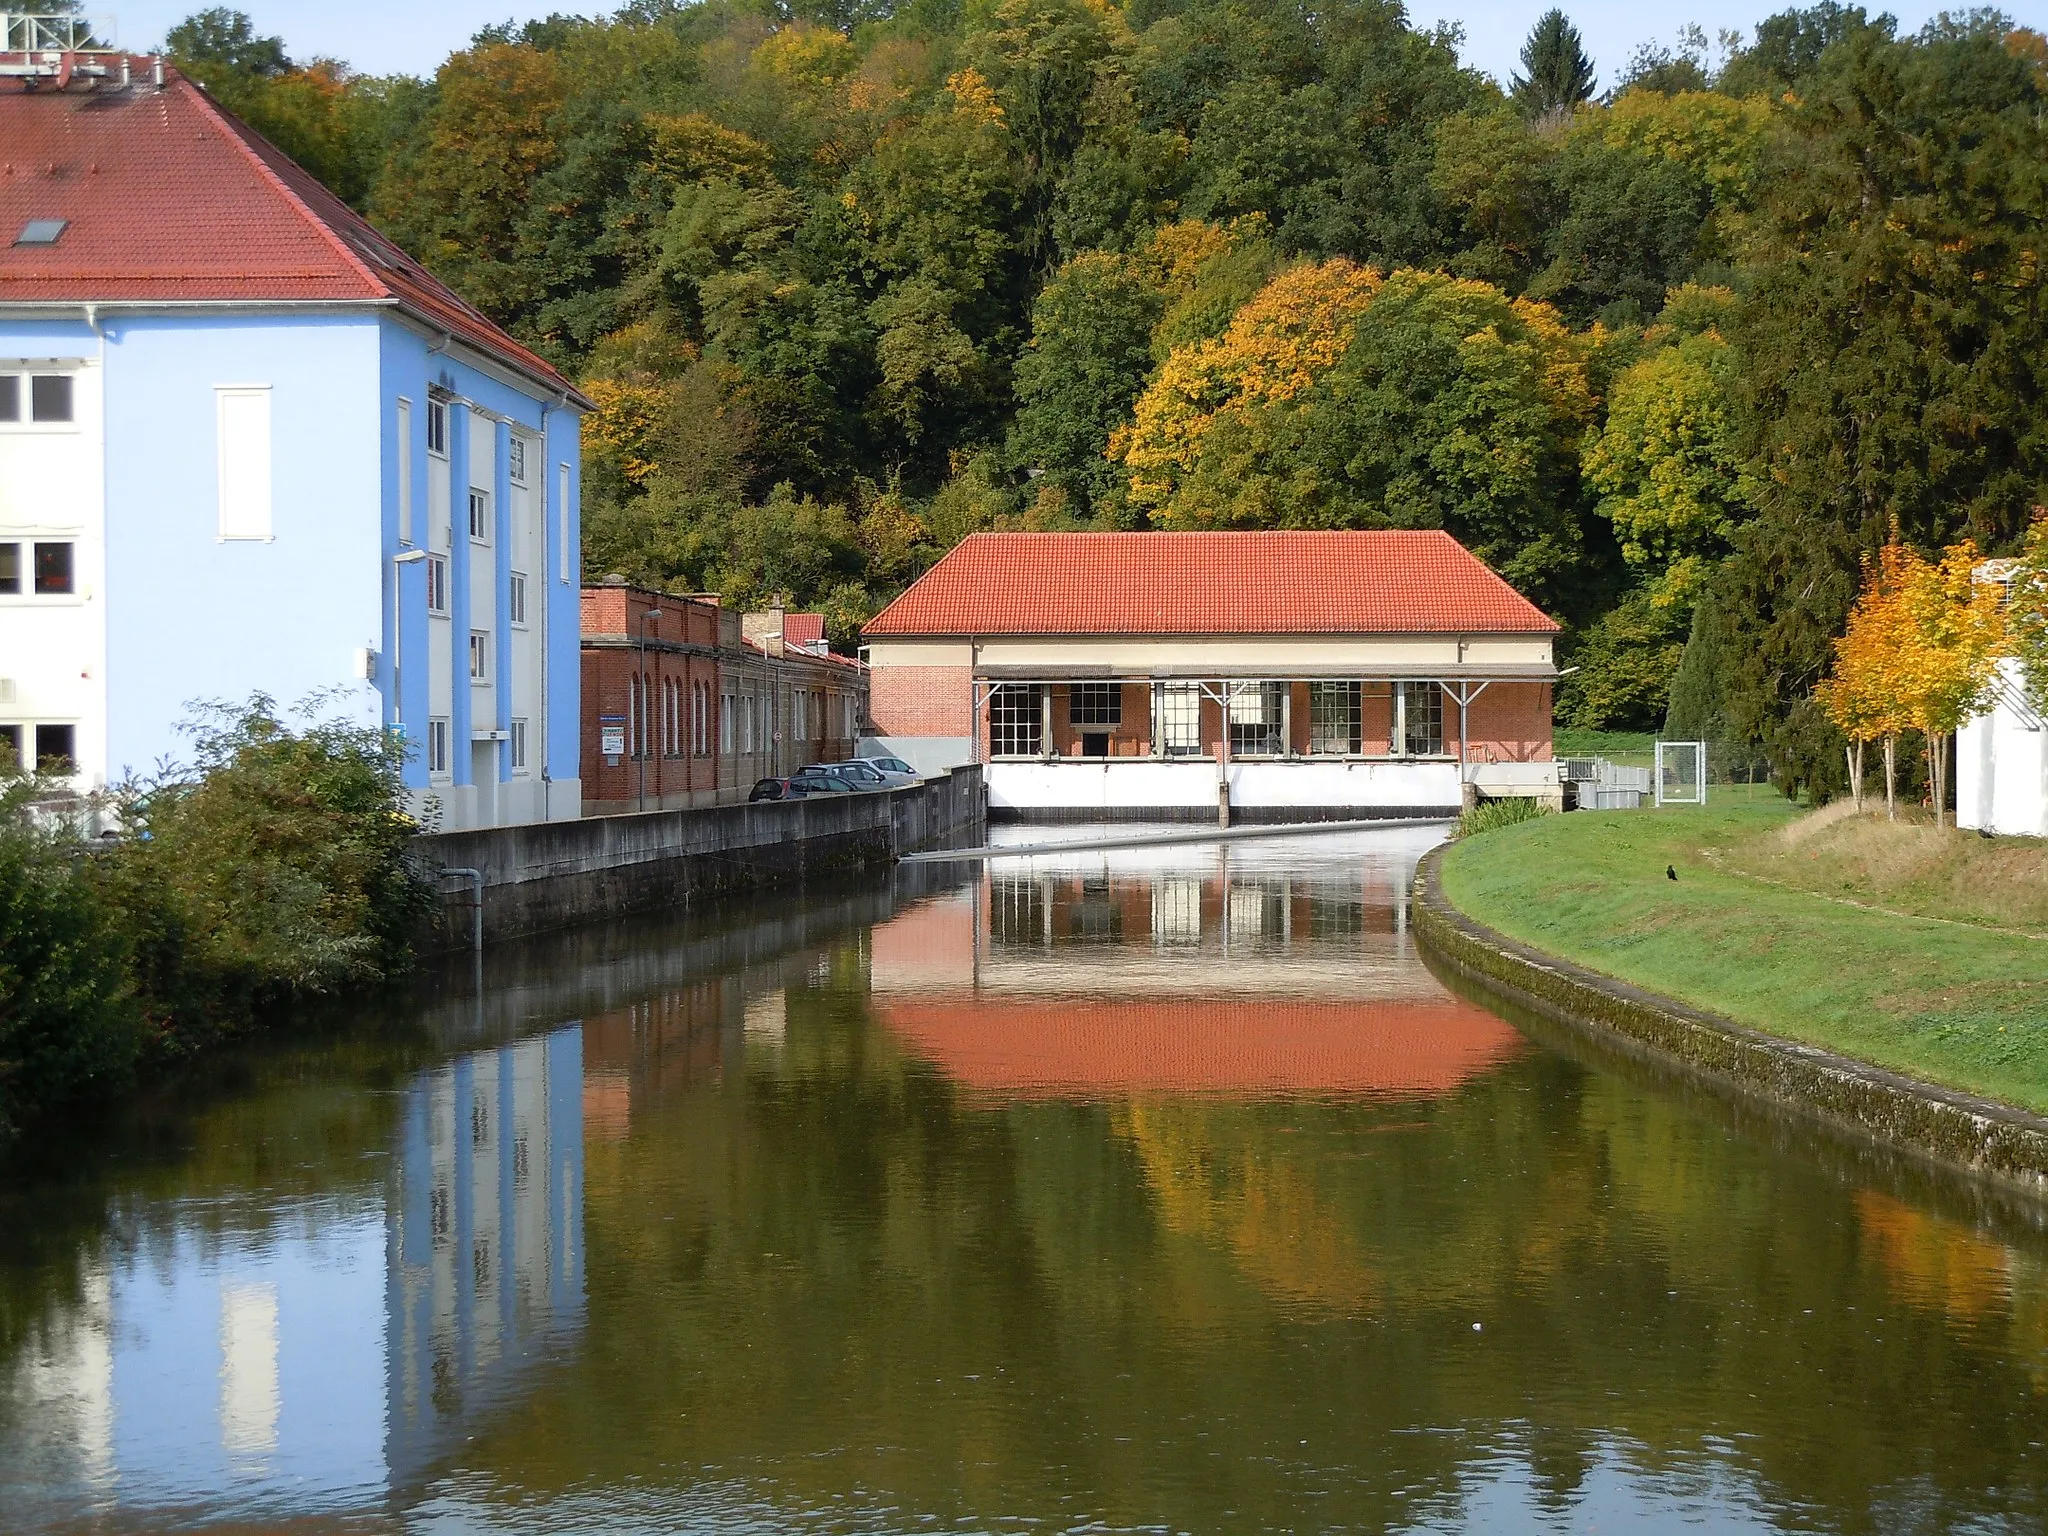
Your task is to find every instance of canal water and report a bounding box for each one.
[3,826,2045,1533]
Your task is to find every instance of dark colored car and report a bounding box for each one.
[749,774,858,802]
[788,768,864,793]
[810,760,890,788]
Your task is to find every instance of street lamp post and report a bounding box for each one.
[637,606,664,812]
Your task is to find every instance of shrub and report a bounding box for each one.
[92,695,435,1055]
[0,772,140,1139]
[1458,796,1554,839]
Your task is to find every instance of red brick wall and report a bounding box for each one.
[1462,682,1553,762]
[871,665,974,740]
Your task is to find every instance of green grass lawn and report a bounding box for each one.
[1439,791,2048,1115]
[1551,728,1656,767]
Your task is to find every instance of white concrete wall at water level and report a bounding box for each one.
[987,759,1466,813]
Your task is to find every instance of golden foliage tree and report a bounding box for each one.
[1818,540,2005,823]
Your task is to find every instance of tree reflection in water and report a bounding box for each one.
[2,827,2046,1533]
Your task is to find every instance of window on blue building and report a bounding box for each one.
[468,490,490,543]
[425,554,448,614]
[426,399,447,457]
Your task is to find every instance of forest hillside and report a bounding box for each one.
[165,1,2048,794]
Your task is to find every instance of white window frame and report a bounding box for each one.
[508,572,528,627]
[425,554,449,615]
[558,463,571,582]
[426,398,448,458]
[508,433,528,485]
[427,717,450,777]
[0,539,80,601]
[396,397,414,545]
[215,385,273,541]
[509,717,529,773]
[467,488,491,544]
[0,370,79,431]
[469,630,489,683]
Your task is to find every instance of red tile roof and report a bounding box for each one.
[0,66,586,405]
[863,531,1556,637]
[783,613,826,647]
[876,995,1527,1099]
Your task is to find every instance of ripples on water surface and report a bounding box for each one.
[2,825,2046,1533]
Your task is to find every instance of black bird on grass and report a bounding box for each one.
[1666,865,1677,881]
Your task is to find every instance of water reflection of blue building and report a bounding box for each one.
[0,1024,585,1529]
[385,1026,585,1488]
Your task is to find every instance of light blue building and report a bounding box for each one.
[0,54,588,828]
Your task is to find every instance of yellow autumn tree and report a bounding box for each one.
[1818,544,1917,816]
[1110,258,1382,515]
[1819,539,2005,823]
[1898,539,2006,827]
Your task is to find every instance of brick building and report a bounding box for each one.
[861,530,1558,821]
[581,583,865,813]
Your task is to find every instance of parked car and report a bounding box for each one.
[749,774,858,802]
[802,760,890,790]
[821,759,916,788]
[861,755,920,779]
[786,768,866,793]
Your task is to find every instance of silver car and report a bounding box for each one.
[823,758,917,788]
[861,755,921,780]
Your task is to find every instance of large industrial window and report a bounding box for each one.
[1068,683,1120,728]
[1397,681,1443,756]
[1310,681,1361,755]
[991,874,1048,947]
[1228,682,1285,757]
[989,684,1042,758]
[1154,684,1202,756]
[216,386,272,539]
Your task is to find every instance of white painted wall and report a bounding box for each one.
[0,338,104,790]
[986,758,1463,814]
[1958,659,2048,837]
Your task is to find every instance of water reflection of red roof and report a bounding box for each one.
[876,995,1525,1099]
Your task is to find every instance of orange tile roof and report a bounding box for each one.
[0,67,587,406]
[863,531,1557,638]
[876,995,1527,1100]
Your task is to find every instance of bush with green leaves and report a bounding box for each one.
[89,696,434,1054]
[0,769,140,1140]
[1457,796,1554,839]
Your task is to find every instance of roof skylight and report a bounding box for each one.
[14,218,68,246]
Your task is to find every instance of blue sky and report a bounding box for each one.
[107,0,2047,87]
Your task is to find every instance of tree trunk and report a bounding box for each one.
[1883,734,1897,821]
[1849,739,1864,812]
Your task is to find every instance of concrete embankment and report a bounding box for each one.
[414,766,983,950]
[1412,844,2048,1197]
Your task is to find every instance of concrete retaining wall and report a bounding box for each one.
[1413,844,2048,1196]
[414,765,983,949]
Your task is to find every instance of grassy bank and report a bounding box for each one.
[1439,791,2048,1115]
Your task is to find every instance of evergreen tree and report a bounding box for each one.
[1511,10,1596,120]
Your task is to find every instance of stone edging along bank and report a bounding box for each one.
[1412,844,2048,1196]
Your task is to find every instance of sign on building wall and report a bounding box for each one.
[600,716,625,763]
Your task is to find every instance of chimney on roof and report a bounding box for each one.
[152,57,163,89]
[743,608,787,658]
